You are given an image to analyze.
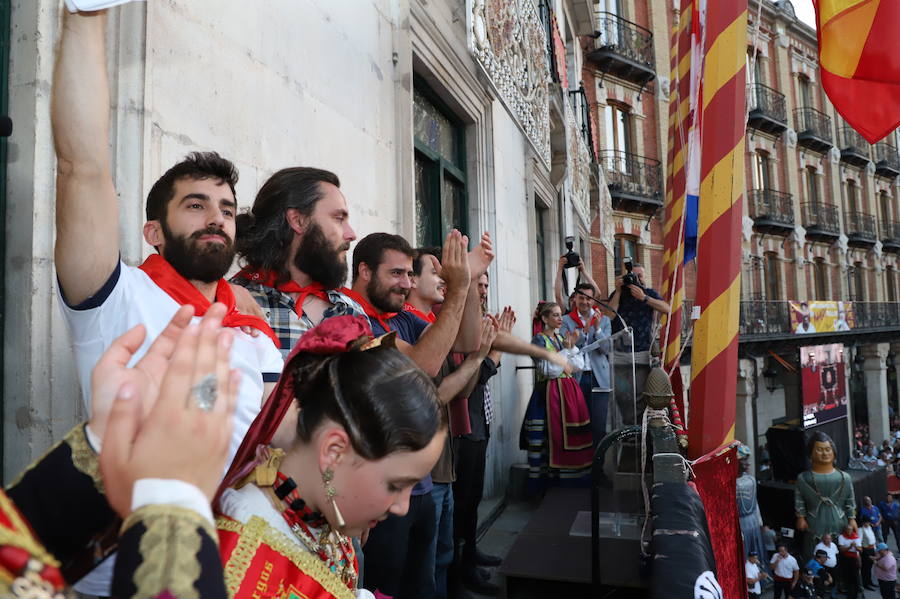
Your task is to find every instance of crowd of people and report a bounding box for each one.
[0,4,675,599]
[749,494,900,599]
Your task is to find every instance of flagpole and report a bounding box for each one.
[687,0,747,459]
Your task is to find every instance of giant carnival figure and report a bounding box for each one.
[795,431,857,560]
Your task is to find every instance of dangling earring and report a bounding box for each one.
[322,468,345,528]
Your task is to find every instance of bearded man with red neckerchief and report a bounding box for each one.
[52,7,282,595]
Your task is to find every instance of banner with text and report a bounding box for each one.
[789,301,855,334]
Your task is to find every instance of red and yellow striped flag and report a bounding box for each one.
[814,0,900,143]
[660,0,694,435]
[687,0,746,460]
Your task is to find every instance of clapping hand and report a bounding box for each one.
[496,306,516,334]
[98,304,241,517]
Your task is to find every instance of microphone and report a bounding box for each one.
[0,116,12,138]
[573,288,621,319]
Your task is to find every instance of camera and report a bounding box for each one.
[563,237,580,269]
[622,258,641,288]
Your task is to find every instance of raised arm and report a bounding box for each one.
[554,256,567,307]
[577,259,601,296]
[53,10,120,305]
[399,231,471,377]
[452,232,495,353]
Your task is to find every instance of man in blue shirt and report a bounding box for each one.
[861,496,884,543]
[878,494,900,546]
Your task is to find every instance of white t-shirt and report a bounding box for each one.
[814,541,839,568]
[770,553,800,578]
[746,560,762,594]
[838,533,862,554]
[60,261,283,594]
[861,525,878,547]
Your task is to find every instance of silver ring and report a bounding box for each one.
[191,374,218,412]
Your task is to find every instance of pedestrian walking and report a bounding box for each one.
[771,543,801,599]
[874,543,897,599]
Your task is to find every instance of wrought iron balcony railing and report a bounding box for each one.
[599,150,662,214]
[880,221,900,251]
[736,301,900,338]
[794,107,833,152]
[594,12,654,66]
[874,142,900,177]
[838,126,871,166]
[845,211,877,244]
[748,188,794,232]
[747,84,787,134]
[588,13,655,87]
[801,201,841,238]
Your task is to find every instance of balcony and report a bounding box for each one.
[737,301,900,340]
[747,84,788,135]
[874,142,900,178]
[794,107,833,153]
[838,126,871,167]
[587,12,655,88]
[748,189,794,235]
[599,151,662,215]
[882,221,900,252]
[845,211,877,246]
[801,202,841,241]
[740,301,792,336]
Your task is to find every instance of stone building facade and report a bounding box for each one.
[585,0,900,471]
[1,0,604,496]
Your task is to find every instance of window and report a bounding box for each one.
[806,167,820,207]
[752,151,772,191]
[813,258,828,301]
[846,180,859,214]
[604,103,632,158]
[413,82,467,246]
[613,235,639,277]
[850,262,865,301]
[881,191,893,227]
[536,205,549,301]
[887,266,897,303]
[798,76,812,109]
[763,252,780,300]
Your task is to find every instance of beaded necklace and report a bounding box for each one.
[265,472,357,590]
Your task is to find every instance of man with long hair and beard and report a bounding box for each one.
[52,7,284,596]
[231,166,367,356]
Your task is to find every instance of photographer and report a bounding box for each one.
[607,260,670,425]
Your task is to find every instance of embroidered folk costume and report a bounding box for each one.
[216,316,384,599]
[3,423,227,599]
[522,331,592,494]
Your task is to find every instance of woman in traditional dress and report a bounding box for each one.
[215,315,444,599]
[523,301,592,495]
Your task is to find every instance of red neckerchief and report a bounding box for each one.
[139,254,280,348]
[568,308,598,330]
[403,302,436,324]
[340,287,396,332]
[234,267,329,319]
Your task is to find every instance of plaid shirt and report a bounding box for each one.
[230,278,365,357]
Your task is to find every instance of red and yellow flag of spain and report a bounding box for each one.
[815,0,900,143]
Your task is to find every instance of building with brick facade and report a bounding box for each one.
[586,0,900,471]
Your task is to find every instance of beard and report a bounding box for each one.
[367,276,408,313]
[161,223,236,284]
[293,221,350,290]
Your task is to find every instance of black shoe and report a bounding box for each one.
[474,548,503,567]
[460,567,500,596]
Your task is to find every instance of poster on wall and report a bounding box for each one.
[801,343,848,429]
[790,301,855,334]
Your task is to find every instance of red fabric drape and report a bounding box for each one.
[692,442,744,599]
